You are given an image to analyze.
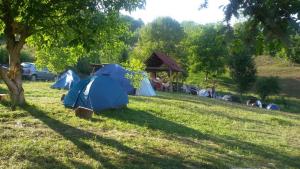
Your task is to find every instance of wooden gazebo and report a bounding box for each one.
[145,52,184,92]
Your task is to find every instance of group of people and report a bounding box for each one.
[182,84,217,98]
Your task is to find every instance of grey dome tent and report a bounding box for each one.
[136,74,156,96]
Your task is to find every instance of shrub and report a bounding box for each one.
[0,47,34,64]
[122,58,146,89]
[20,51,35,62]
[255,77,281,101]
[76,58,92,75]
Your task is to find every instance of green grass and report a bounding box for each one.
[0,82,300,169]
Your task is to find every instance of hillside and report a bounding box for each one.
[186,56,300,113]
[0,82,299,169]
[256,56,300,99]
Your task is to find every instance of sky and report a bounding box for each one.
[122,0,231,24]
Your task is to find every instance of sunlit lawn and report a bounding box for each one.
[0,82,300,168]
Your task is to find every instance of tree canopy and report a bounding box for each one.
[131,17,185,62]
[184,23,228,80]
[224,0,300,42]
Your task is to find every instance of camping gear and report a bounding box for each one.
[64,76,128,112]
[267,104,280,111]
[246,98,257,106]
[94,64,135,94]
[198,89,209,97]
[247,98,263,108]
[52,70,80,90]
[136,77,156,96]
[75,107,93,119]
[222,95,232,102]
[190,86,198,95]
[256,100,263,108]
[182,85,190,94]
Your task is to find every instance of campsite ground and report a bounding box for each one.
[0,82,300,169]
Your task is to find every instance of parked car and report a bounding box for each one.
[21,62,56,81]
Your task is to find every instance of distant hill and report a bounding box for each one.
[256,55,300,99]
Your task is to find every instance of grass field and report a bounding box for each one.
[0,82,300,169]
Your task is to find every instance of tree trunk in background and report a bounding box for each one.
[0,2,28,109]
[0,38,26,109]
[205,72,208,81]
[8,47,25,107]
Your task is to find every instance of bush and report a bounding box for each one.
[122,58,146,89]
[76,58,92,75]
[255,77,281,101]
[20,51,35,62]
[0,47,35,64]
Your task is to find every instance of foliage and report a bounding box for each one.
[260,34,300,64]
[0,46,34,64]
[184,23,228,80]
[122,58,146,88]
[131,17,185,62]
[29,13,135,72]
[255,77,281,101]
[120,15,144,47]
[228,40,257,96]
[76,57,93,75]
[222,1,300,63]
[224,0,300,42]
[34,45,85,73]
[231,22,265,56]
[287,34,300,63]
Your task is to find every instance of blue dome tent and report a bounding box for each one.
[52,70,80,90]
[94,64,135,94]
[63,76,128,112]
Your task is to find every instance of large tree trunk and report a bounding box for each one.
[0,1,29,109]
[0,42,26,109]
[8,48,25,107]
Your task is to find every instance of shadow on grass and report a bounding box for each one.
[27,156,70,169]
[99,107,300,168]
[1,100,299,168]
[20,104,209,169]
[278,78,300,99]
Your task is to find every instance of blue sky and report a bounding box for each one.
[122,0,231,24]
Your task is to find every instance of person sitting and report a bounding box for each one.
[151,77,163,91]
[162,81,170,91]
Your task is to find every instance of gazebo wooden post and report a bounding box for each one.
[169,69,173,92]
[176,72,179,92]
